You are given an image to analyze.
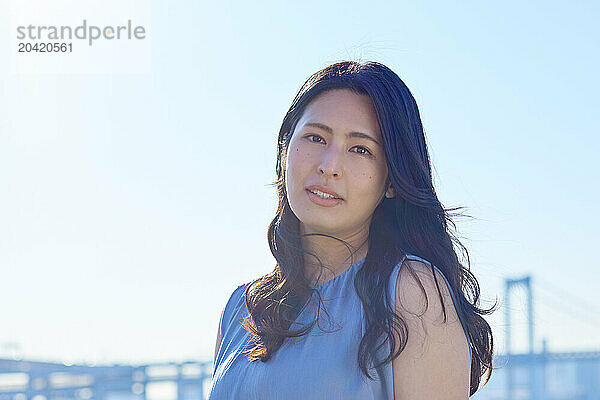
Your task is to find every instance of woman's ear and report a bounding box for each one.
[385,181,396,199]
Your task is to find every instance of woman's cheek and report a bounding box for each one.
[286,148,305,185]
[356,170,382,195]
[286,146,299,169]
[293,146,314,167]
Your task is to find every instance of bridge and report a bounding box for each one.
[1,274,598,399]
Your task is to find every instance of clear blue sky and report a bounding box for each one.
[0,0,598,364]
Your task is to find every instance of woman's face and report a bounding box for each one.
[285,89,394,237]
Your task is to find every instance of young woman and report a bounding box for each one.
[208,61,495,399]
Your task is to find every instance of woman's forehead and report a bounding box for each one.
[297,90,382,139]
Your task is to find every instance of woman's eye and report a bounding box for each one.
[306,134,325,143]
[304,135,372,156]
[352,146,373,156]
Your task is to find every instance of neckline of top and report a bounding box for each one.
[310,256,367,289]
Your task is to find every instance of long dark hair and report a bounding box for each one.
[240,60,496,396]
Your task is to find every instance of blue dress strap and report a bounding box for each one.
[388,253,473,365]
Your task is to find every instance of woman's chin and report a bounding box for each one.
[299,219,348,235]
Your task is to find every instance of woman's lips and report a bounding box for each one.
[306,189,344,207]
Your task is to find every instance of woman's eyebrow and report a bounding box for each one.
[304,122,380,146]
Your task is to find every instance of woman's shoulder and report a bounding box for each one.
[225,281,251,310]
[389,252,473,364]
[390,253,449,286]
[220,281,252,334]
[392,254,455,316]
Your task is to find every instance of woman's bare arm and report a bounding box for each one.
[392,259,471,399]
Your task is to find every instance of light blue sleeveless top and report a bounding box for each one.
[208,253,472,399]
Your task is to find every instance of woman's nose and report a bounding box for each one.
[318,147,342,177]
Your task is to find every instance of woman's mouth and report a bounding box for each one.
[306,189,344,207]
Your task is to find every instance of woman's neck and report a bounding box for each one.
[300,224,369,285]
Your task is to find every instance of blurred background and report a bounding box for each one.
[0,0,598,399]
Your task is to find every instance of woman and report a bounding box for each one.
[208,61,495,399]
